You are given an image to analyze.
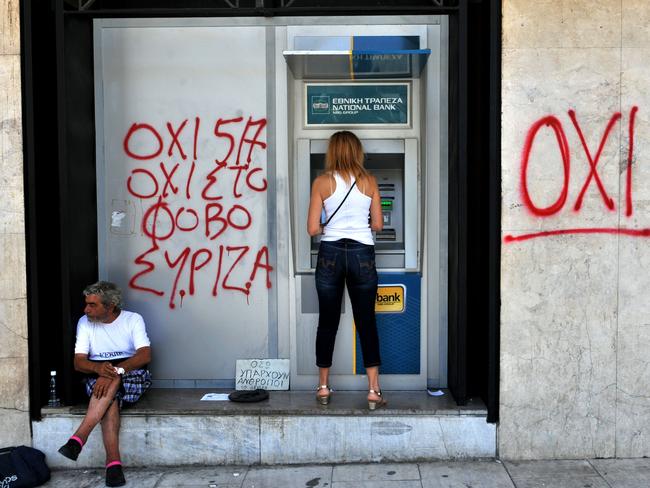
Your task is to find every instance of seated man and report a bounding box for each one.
[58,281,151,488]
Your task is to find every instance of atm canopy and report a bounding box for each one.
[283,35,431,79]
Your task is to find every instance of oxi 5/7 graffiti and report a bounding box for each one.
[504,106,649,243]
[122,116,273,308]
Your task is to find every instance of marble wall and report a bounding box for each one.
[501,0,650,459]
[4,0,650,459]
[0,0,30,446]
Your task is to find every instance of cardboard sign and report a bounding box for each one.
[235,359,290,390]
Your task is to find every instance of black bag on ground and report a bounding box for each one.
[0,446,50,488]
[228,389,269,402]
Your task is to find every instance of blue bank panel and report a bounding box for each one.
[355,272,421,374]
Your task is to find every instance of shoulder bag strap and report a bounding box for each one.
[322,180,357,227]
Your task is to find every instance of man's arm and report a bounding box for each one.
[115,346,151,373]
[74,353,117,379]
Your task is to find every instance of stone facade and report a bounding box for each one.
[7,0,650,460]
[500,0,650,459]
[0,0,30,446]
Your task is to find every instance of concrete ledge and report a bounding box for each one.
[34,414,495,467]
[32,390,495,467]
[261,415,495,464]
[33,415,259,468]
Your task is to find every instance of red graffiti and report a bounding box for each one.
[214,117,243,164]
[201,160,227,201]
[129,243,164,297]
[166,119,189,160]
[520,116,570,217]
[123,115,274,307]
[568,110,619,211]
[164,247,191,309]
[626,106,638,217]
[506,106,644,243]
[123,123,164,160]
[127,168,159,199]
[159,162,180,198]
[236,116,268,164]
[504,227,650,243]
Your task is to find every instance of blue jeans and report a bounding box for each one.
[315,239,381,368]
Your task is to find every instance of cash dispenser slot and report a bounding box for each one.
[376,228,397,241]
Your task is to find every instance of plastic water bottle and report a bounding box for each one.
[48,370,60,407]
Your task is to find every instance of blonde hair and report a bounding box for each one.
[324,131,369,184]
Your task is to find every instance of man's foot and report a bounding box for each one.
[57,438,82,461]
[106,464,126,487]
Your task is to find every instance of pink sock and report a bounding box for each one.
[70,436,84,447]
[106,461,122,469]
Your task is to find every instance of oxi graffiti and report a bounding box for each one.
[123,116,273,308]
[504,106,647,243]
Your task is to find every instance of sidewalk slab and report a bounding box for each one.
[332,482,422,488]
[591,458,650,487]
[333,463,421,481]
[157,466,248,487]
[504,460,609,488]
[419,460,515,488]
[43,468,164,488]
[242,466,332,488]
[41,460,649,488]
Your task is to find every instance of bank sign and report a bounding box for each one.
[375,284,405,313]
[306,83,409,126]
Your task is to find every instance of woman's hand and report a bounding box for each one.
[369,176,384,232]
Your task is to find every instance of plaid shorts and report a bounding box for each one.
[84,369,152,407]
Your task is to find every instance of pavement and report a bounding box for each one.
[43,458,650,487]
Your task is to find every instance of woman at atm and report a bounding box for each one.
[307,130,385,410]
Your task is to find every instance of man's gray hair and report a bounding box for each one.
[83,281,123,311]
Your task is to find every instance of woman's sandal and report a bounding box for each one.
[316,385,332,405]
[368,389,387,411]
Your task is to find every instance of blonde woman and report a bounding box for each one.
[307,131,386,410]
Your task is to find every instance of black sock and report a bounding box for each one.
[57,438,82,461]
[106,464,126,487]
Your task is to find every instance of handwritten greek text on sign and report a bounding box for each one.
[235,359,290,390]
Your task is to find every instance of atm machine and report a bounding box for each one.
[293,139,422,389]
[305,140,417,271]
[285,23,445,391]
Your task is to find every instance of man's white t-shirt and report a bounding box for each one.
[74,310,150,361]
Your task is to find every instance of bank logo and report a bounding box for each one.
[311,95,330,114]
[375,284,405,313]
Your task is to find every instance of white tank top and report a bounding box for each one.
[321,172,374,245]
